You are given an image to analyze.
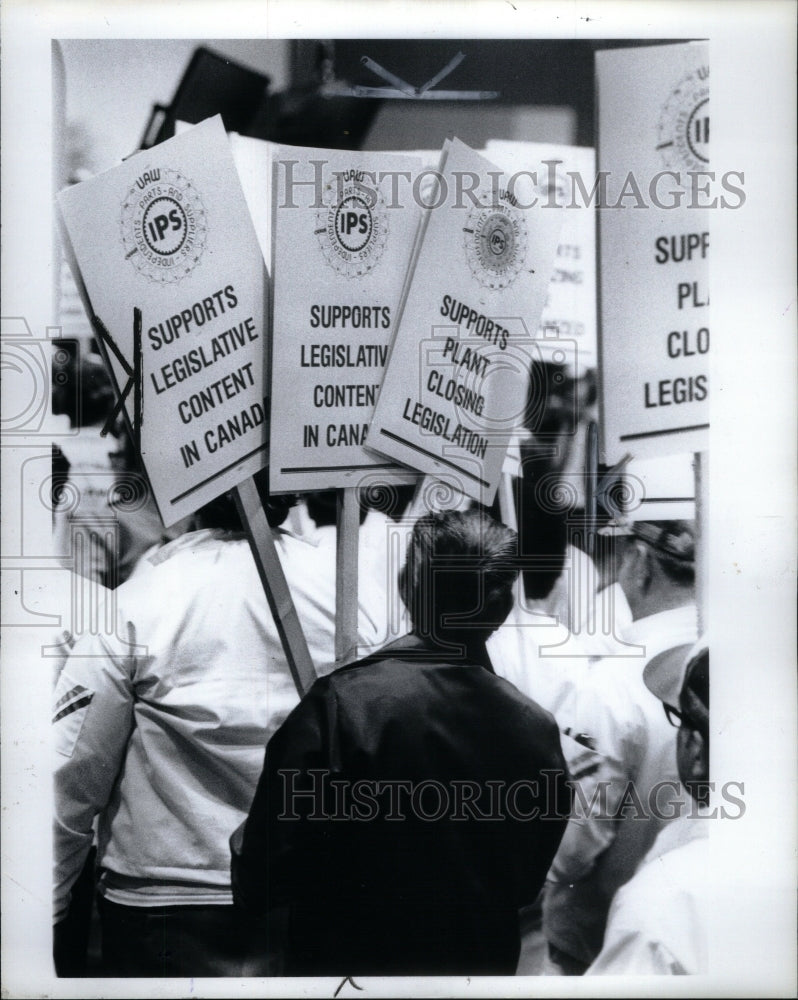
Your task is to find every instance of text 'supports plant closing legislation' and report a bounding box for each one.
[368,138,563,504]
[597,42,710,463]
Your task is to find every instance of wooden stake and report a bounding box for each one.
[234,478,317,697]
[335,487,360,668]
[694,451,708,635]
[497,472,518,532]
[408,476,431,519]
[585,420,599,559]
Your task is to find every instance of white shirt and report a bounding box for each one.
[315,509,414,653]
[586,811,710,975]
[487,582,636,722]
[543,603,699,965]
[53,528,381,921]
[487,597,593,719]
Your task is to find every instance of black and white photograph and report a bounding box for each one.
[1,1,796,997]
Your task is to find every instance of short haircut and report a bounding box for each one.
[399,509,518,643]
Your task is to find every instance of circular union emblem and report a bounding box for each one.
[316,175,388,278]
[657,66,710,175]
[120,168,207,283]
[465,197,528,291]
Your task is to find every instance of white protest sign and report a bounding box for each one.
[624,452,696,522]
[367,138,563,505]
[597,42,711,463]
[487,140,597,370]
[268,144,423,493]
[228,132,274,272]
[58,116,269,526]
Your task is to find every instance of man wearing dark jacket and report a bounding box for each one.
[231,509,571,976]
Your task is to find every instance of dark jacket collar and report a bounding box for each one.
[357,632,495,675]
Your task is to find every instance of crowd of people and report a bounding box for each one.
[50,349,710,979]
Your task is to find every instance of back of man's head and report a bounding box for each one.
[399,509,518,646]
[633,519,696,586]
[194,470,296,532]
[619,518,696,618]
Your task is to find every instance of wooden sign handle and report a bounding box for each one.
[694,451,708,635]
[234,478,317,697]
[335,487,360,668]
[585,420,599,560]
[497,472,518,532]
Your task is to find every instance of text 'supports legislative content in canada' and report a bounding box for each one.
[268,145,423,493]
[58,116,270,525]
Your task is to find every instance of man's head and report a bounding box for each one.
[399,509,518,647]
[645,638,710,804]
[614,519,696,620]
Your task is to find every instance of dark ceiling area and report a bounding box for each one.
[140,38,689,152]
[299,39,687,146]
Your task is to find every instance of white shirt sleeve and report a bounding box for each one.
[584,824,707,975]
[586,925,688,975]
[52,619,137,923]
[547,730,628,883]
[546,663,651,883]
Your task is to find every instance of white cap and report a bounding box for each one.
[644,635,708,710]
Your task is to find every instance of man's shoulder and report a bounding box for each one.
[620,818,708,904]
[589,826,708,975]
[123,530,251,594]
[325,642,518,690]
[322,646,453,693]
[323,644,563,745]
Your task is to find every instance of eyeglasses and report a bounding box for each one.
[663,703,683,728]
[663,701,709,735]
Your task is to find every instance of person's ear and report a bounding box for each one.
[398,561,410,613]
[620,537,642,576]
[631,540,654,591]
[489,585,515,635]
[679,725,708,783]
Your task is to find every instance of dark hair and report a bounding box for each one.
[399,509,518,643]
[306,483,416,527]
[52,341,116,429]
[194,468,296,531]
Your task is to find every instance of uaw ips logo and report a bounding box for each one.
[316,170,388,278]
[120,167,208,283]
[464,191,528,291]
[657,65,710,175]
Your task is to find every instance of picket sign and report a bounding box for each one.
[596,43,710,464]
[58,118,323,700]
